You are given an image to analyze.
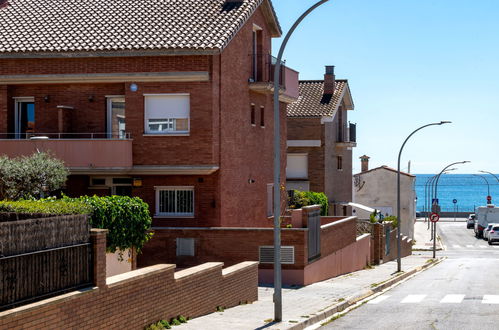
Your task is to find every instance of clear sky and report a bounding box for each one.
[272,0,499,174]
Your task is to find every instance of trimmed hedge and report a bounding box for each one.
[1,196,153,253]
[0,199,91,215]
[63,195,153,253]
[289,190,329,216]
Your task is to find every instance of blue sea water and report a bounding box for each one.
[415,174,499,212]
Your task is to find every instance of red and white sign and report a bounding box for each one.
[430,213,440,223]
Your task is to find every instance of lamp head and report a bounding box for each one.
[440,121,452,125]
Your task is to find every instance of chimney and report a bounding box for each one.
[360,155,370,172]
[324,65,335,94]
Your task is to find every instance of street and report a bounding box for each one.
[321,220,499,330]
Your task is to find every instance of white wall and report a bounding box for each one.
[353,168,416,239]
[106,249,133,277]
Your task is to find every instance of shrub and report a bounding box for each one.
[178,315,187,323]
[170,318,181,326]
[0,152,68,200]
[0,199,91,215]
[383,215,398,228]
[288,190,329,216]
[63,195,153,253]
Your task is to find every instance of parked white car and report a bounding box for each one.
[484,223,499,241]
[489,225,499,245]
[467,214,476,229]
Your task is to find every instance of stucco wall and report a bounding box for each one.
[353,168,416,238]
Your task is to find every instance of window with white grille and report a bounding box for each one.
[176,238,195,256]
[155,186,194,217]
[259,246,295,264]
[144,94,190,134]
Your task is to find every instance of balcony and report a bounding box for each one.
[336,123,357,148]
[248,54,299,103]
[0,133,133,171]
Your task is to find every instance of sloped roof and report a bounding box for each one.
[0,0,281,56]
[354,165,416,178]
[286,80,349,118]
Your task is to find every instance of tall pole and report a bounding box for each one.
[272,0,330,322]
[434,161,470,198]
[473,174,491,202]
[396,121,450,272]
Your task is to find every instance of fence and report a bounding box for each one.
[0,213,92,311]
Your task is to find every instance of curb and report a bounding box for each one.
[287,257,444,330]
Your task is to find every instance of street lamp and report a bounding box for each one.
[434,161,470,198]
[396,121,451,272]
[272,0,330,322]
[473,174,491,203]
[479,170,499,183]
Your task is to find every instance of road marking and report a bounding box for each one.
[493,246,499,249]
[367,295,390,304]
[466,245,473,248]
[452,244,461,248]
[482,295,499,304]
[479,245,487,249]
[440,294,465,303]
[401,295,426,303]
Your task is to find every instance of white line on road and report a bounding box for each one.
[440,294,465,303]
[466,245,473,248]
[482,295,499,304]
[367,295,390,304]
[479,245,487,249]
[452,244,461,248]
[401,295,426,303]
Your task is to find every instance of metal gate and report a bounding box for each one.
[308,208,321,260]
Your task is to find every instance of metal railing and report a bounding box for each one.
[337,122,356,143]
[0,243,93,311]
[0,132,132,140]
[250,54,286,88]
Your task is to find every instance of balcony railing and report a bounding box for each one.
[0,132,131,140]
[337,123,357,144]
[250,54,286,88]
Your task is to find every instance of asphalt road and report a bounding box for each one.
[321,221,499,330]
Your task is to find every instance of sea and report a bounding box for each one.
[415,174,499,212]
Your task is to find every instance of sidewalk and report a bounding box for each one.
[178,255,440,330]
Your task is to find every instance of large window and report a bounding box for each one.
[155,186,194,217]
[144,94,190,134]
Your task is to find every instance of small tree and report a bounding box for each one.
[0,152,68,200]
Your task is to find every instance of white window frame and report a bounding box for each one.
[106,96,126,139]
[155,186,194,217]
[144,93,190,135]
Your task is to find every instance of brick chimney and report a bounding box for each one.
[360,155,370,172]
[324,65,335,94]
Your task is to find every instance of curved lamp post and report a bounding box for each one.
[273,0,330,321]
[479,170,499,184]
[473,174,491,203]
[396,121,451,272]
[434,161,470,198]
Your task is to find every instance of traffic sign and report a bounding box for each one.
[432,198,439,205]
[487,195,492,201]
[453,199,457,204]
[430,213,440,223]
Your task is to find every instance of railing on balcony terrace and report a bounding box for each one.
[337,123,357,143]
[250,53,286,88]
[0,132,131,140]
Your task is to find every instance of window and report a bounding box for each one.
[286,154,308,179]
[155,186,194,216]
[337,156,343,170]
[267,184,274,217]
[260,106,265,127]
[14,97,35,138]
[144,94,190,134]
[106,97,125,139]
[176,238,195,256]
[251,104,256,125]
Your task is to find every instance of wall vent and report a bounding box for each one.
[259,246,295,264]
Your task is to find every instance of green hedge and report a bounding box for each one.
[289,190,329,216]
[0,199,91,215]
[63,195,153,253]
[1,196,153,253]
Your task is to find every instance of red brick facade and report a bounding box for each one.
[0,6,289,228]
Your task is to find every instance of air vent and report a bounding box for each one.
[259,246,295,264]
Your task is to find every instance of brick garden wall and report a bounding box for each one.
[0,229,258,330]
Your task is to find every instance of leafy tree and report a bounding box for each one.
[0,152,68,200]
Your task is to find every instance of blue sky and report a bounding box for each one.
[272,0,499,174]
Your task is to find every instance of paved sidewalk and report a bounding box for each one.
[178,255,440,330]
[413,219,444,251]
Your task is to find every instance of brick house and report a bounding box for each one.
[286,66,356,216]
[0,0,299,228]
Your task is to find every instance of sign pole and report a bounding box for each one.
[430,212,440,258]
